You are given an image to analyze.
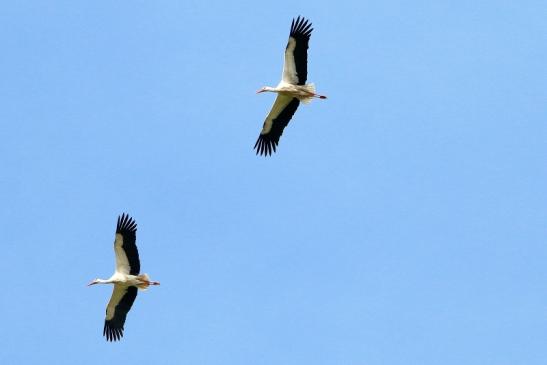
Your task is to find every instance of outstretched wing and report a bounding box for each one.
[254,95,300,156]
[281,16,313,85]
[103,285,138,342]
[113,213,140,275]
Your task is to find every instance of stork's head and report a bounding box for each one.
[256,86,275,94]
[87,279,100,286]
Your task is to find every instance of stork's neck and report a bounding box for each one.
[264,86,278,92]
[96,278,115,284]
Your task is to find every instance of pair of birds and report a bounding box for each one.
[88,16,326,343]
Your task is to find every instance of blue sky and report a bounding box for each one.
[0,1,546,364]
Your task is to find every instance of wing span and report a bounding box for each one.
[254,95,300,156]
[104,285,138,342]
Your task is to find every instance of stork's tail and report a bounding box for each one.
[301,83,327,104]
[136,273,160,290]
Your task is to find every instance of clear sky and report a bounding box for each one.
[0,1,545,364]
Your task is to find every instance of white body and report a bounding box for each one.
[263,82,319,104]
[92,272,155,289]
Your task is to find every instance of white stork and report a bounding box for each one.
[254,16,327,156]
[88,214,159,342]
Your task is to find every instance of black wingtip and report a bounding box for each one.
[104,323,124,342]
[116,213,137,234]
[254,135,278,157]
[290,16,313,38]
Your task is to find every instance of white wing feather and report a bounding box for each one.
[281,37,298,84]
[105,284,127,320]
[114,233,131,275]
[261,94,294,134]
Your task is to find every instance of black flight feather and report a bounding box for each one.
[254,98,300,156]
[288,16,313,85]
[103,286,138,342]
[116,213,140,275]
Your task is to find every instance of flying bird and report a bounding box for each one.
[88,214,160,342]
[254,16,327,156]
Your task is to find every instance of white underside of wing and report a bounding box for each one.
[261,94,294,134]
[114,233,131,275]
[281,37,298,84]
[106,284,127,320]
